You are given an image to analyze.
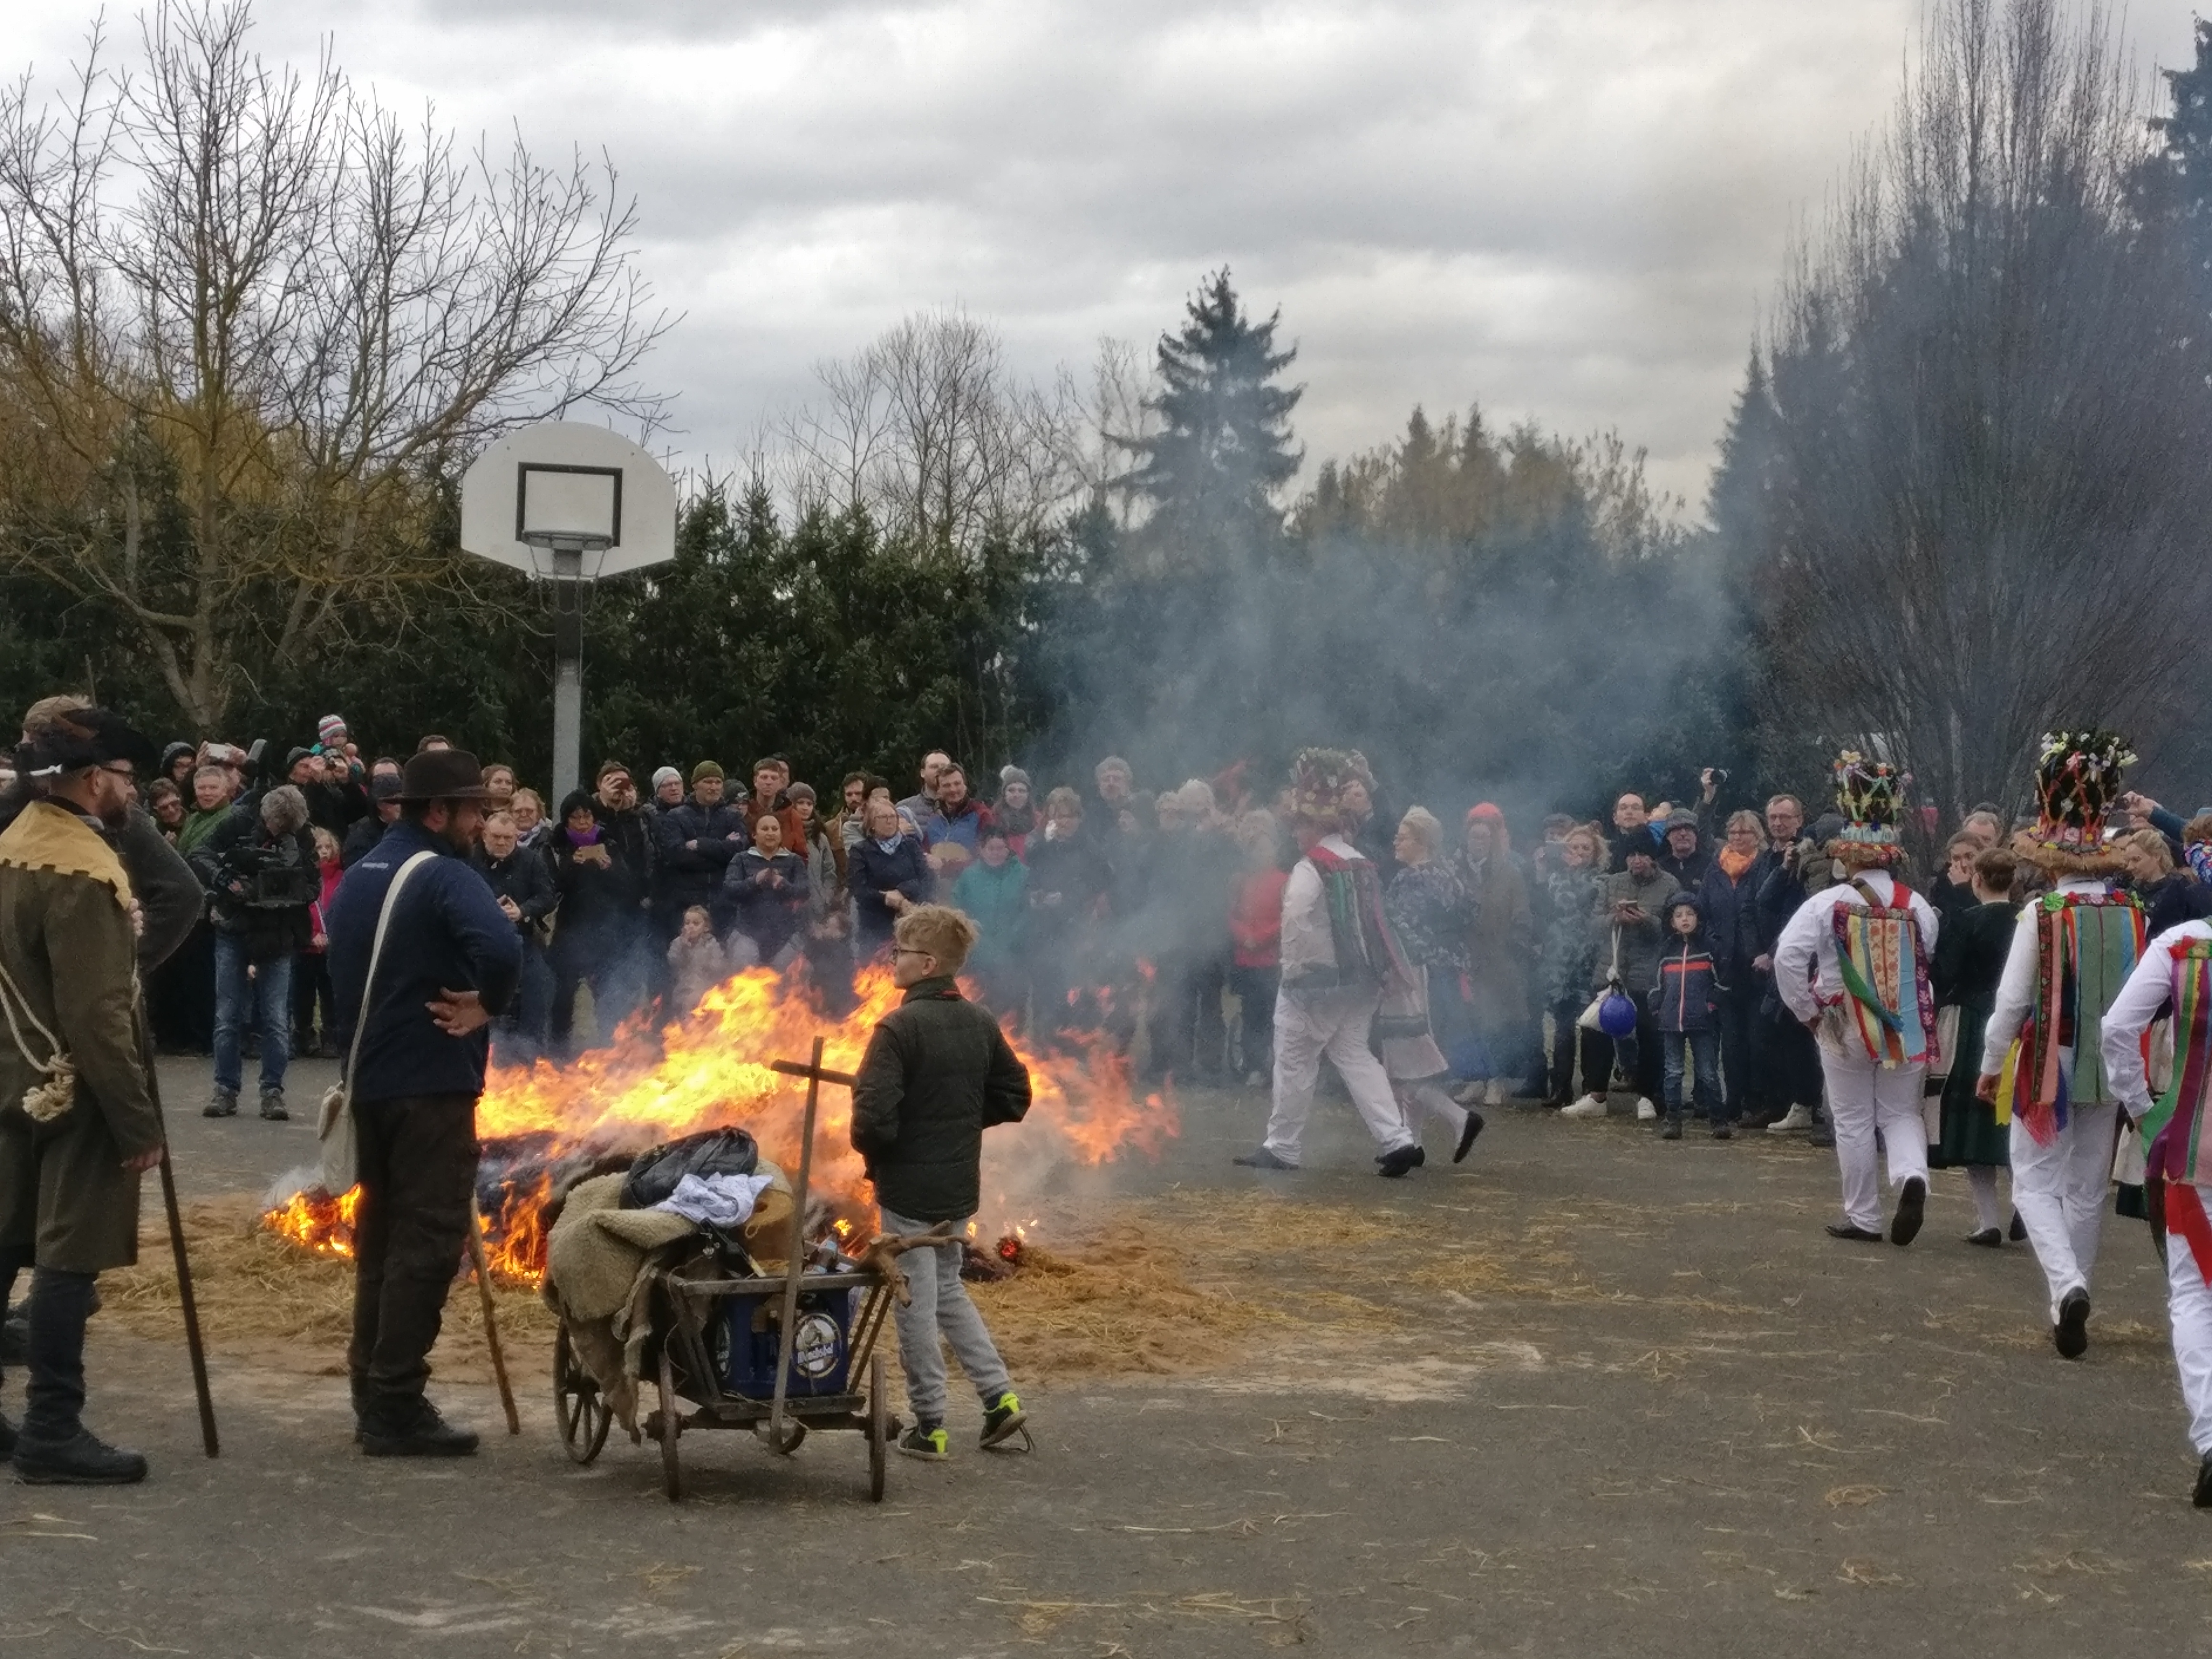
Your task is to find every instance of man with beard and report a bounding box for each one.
[0,706,168,1483]
[327,750,520,1456]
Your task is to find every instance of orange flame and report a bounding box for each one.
[262,963,1175,1283]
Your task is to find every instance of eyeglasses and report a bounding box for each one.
[98,764,136,782]
[892,946,932,959]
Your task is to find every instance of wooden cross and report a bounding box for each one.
[764,1037,858,1445]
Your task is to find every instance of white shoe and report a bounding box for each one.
[1635,1098,1658,1122]
[1768,1103,1814,1133]
[1485,1078,1506,1108]
[1559,1094,1608,1119]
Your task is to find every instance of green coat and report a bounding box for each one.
[850,977,1030,1223]
[0,804,165,1273]
[952,859,1028,970]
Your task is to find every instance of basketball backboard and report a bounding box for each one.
[459,422,677,579]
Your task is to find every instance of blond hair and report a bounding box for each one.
[894,903,979,973]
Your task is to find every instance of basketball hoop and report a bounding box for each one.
[460,425,676,802]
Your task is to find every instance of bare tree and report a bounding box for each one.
[780,307,1077,553]
[0,1,668,729]
[1760,0,2212,816]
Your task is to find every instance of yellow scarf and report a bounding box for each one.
[0,800,134,910]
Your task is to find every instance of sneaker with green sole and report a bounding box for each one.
[897,1423,949,1461]
[980,1391,1028,1449]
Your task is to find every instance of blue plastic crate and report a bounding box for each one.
[714,1286,854,1399]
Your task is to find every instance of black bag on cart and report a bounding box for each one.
[618,1126,761,1210]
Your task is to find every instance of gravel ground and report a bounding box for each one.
[3,1054,2209,1658]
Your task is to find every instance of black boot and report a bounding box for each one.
[10,1267,145,1485]
[1659,1116,1683,1141]
[359,1393,479,1458]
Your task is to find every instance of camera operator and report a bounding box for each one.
[189,783,317,1121]
[470,808,557,1059]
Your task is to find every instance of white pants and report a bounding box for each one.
[1394,1078,1468,1140]
[2167,1210,2212,1457]
[2009,1102,2117,1322]
[1263,986,1413,1164]
[1821,1043,1929,1233]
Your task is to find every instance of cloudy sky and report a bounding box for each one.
[4,0,2203,509]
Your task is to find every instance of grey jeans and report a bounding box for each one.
[879,1207,1012,1424]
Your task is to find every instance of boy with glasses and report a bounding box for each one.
[850,904,1033,1459]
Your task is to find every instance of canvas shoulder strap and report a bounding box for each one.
[341,850,438,1087]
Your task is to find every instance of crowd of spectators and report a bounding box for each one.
[96,718,2212,1140]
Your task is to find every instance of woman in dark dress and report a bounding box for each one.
[1930,844,2019,1245]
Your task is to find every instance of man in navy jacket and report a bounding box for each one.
[327,749,520,1458]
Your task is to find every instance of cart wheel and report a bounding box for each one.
[553,1323,612,1466]
[867,1352,887,1503]
[657,1342,682,1502]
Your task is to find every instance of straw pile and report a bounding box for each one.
[104,1197,556,1386]
[103,1186,1611,1384]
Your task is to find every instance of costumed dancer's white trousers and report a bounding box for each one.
[1821,1041,1929,1233]
[2166,1208,2212,1458]
[2009,1100,2118,1323]
[1263,985,1413,1165]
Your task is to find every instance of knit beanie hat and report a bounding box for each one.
[691,760,724,784]
[317,714,347,748]
[1000,765,1031,789]
[651,766,681,792]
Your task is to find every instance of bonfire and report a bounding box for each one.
[265,963,1174,1283]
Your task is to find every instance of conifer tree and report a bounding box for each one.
[1120,267,1303,553]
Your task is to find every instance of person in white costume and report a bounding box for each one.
[1774,753,1940,1247]
[1976,731,2146,1360]
[2099,916,2212,1509]
[1236,749,1423,1178]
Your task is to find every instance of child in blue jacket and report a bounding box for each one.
[1649,893,1727,1140]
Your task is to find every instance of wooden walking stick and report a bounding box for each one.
[137,1011,217,1457]
[466,1198,520,1435]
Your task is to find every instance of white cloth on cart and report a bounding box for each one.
[651,1171,776,1230]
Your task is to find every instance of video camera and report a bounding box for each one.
[217,836,316,911]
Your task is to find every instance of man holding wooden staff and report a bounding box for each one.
[327,748,520,1457]
[0,706,168,1484]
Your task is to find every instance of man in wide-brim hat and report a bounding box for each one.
[326,748,520,1456]
[0,706,167,1483]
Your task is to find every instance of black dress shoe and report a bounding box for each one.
[2054,1288,2091,1360]
[1453,1111,1484,1163]
[1825,1222,1884,1242]
[2195,1452,2212,1510]
[359,1397,479,1458]
[1964,1227,2004,1248]
[11,1428,148,1485]
[2009,1210,2028,1242]
[1376,1144,1425,1178]
[1233,1147,1297,1170]
[1890,1177,1926,1246]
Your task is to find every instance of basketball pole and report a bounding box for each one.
[550,544,584,805]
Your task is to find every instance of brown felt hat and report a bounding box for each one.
[397,748,492,803]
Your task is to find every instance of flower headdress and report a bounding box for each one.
[1825,750,1908,870]
[2016,729,2135,875]
[1288,748,1358,831]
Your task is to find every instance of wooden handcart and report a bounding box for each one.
[551,1039,901,1502]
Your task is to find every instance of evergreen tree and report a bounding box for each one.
[1120,268,1303,552]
